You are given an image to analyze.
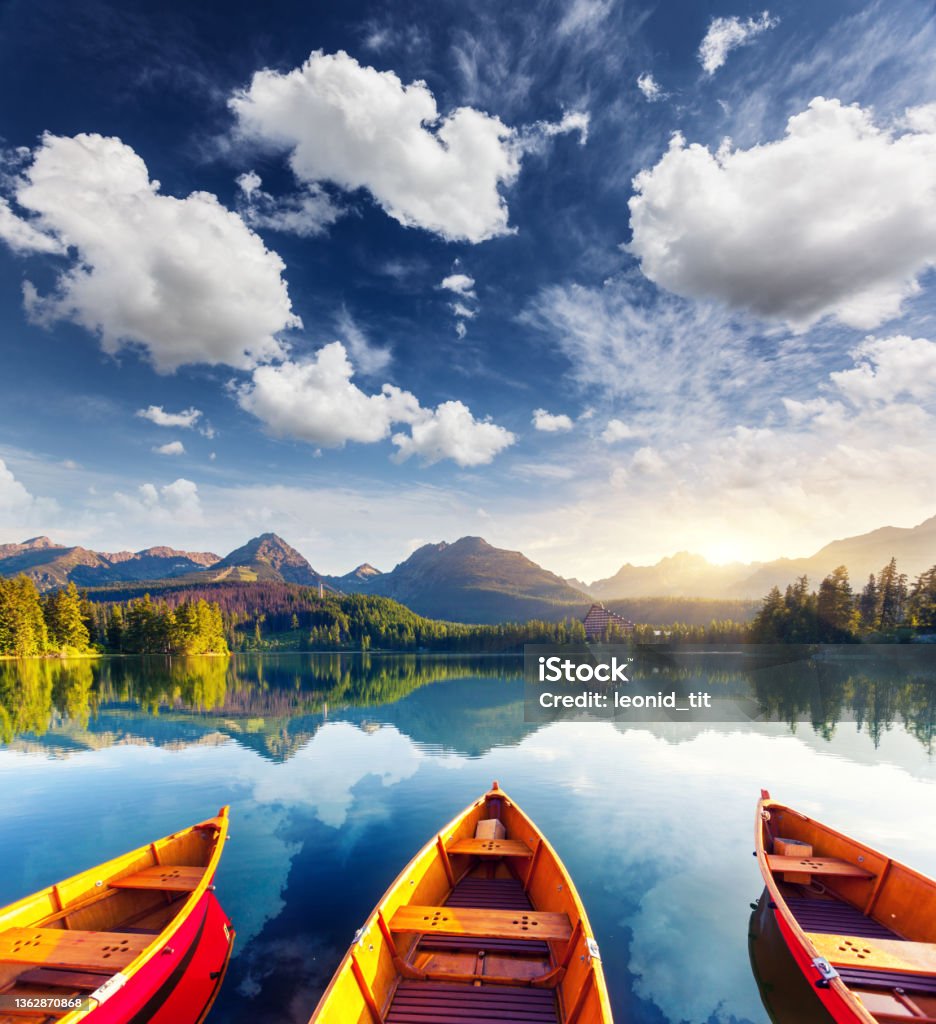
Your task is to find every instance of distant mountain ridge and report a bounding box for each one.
[582,515,936,599]
[2,514,935,615]
[0,536,220,591]
[585,551,758,600]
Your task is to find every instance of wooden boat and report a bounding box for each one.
[755,790,936,1024]
[309,781,613,1024]
[0,808,234,1024]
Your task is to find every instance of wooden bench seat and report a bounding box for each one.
[0,928,150,971]
[110,866,203,892]
[767,855,874,879]
[389,905,572,943]
[446,838,533,858]
[808,933,936,976]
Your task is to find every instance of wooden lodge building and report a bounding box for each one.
[583,603,635,640]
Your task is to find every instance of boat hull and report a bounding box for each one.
[771,900,866,1024]
[80,891,234,1024]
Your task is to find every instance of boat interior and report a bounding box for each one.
[761,802,936,1023]
[315,784,609,1024]
[0,816,225,1024]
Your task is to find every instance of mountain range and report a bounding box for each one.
[0,536,220,591]
[2,514,935,622]
[323,536,589,623]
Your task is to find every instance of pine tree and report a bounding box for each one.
[44,582,91,653]
[877,558,908,630]
[857,574,879,631]
[908,566,936,631]
[817,566,856,641]
[0,576,49,656]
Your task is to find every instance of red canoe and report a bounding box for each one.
[755,790,936,1023]
[0,809,234,1024]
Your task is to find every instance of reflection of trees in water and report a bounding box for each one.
[1,651,933,752]
[95,657,231,713]
[591,648,936,749]
[0,655,522,747]
[749,654,936,750]
[0,659,97,742]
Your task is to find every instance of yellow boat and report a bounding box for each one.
[309,782,613,1024]
[0,809,233,1024]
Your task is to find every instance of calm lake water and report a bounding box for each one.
[1,650,935,1024]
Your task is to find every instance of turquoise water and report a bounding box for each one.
[1,652,935,1024]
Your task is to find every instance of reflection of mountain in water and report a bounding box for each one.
[1,647,934,759]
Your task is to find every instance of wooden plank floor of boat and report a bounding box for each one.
[389,877,560,1023]
[386,981,558,1024]
[383,876,557,1019]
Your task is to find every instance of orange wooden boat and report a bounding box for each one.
[0,808,234,1024]
[309,782,613,1024]
[755,790,936,1024]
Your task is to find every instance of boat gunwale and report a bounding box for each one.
[0,806,230,1024]
[308,783,613,1023]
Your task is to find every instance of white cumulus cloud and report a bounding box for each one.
[392,401,515,467]
[0,197,65,254]
[628,98,936,329]
[698,11,778,74]
[602,419,640,443]
[532,409,573,432]
[137,405,203,429]
[238,342,514,467]
[9,133,299,372]
[238,342,419,447]
[0,458,36,514]
[230,51,584,244]
[829,335,936,406]
[116,478,203,523]
[153,440,186,456]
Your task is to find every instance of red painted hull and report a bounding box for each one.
[772,903,862,1024]
[84,892,234,1024]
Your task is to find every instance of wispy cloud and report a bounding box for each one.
[137,406,202,429]
[636,73,664,102]
[698,11,778,75]
[152,440,185,456]
[334,306,391,376]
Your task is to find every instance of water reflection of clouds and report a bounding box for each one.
[247,721,423,826]
[483,722,936,1024]
[222,721,423,947]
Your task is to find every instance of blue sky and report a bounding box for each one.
[1,0,936,579]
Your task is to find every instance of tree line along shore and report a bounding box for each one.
[1,554,935,658]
